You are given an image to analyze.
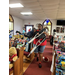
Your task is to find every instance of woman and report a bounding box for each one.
[33,24,49,68]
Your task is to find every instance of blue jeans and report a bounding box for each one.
[33,44,46,53]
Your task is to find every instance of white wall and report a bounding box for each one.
[12,16,24,35]
[23,19,65,35]
[11,17,65,36]
[23,19,44,28]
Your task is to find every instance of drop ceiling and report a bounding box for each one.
[9,0,65,20]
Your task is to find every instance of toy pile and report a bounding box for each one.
[55,51,65,75]
[54,34,65,43]
[55,40,65,75]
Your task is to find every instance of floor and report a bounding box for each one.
[20,55,34,75]
[22,42,52,74]
[10,42,53,75]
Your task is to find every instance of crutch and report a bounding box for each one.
[27,37,46,57]
[25,28,48,47]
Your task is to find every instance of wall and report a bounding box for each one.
[12,16,24,35]
[23,19,65,36]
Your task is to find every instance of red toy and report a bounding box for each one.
[9,54,17,62]
[43,57,49,62]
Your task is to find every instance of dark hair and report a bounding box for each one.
[53,29,56,32]
[38,23,43,28]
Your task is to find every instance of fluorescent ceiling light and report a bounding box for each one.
[21,12,32,15]
[9,3,24,8]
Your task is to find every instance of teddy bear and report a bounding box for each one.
[9,47,18,69]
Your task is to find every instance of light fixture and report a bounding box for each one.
[9,3,24,8]
[21,12,32,15]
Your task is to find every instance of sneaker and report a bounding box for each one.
[38,63,42,68]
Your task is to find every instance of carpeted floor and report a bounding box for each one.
[23,42,53,75]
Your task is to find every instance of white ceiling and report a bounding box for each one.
[9,0,65,20]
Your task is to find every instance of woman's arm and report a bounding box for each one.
[43,32,49,37]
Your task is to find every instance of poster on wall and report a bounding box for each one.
[60,27,65,33]
[26,26,32,32]
[56,26,65,33]
[56,27,60,33]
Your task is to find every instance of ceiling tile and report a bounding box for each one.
[9,0,65,20]
[39,0,59,5]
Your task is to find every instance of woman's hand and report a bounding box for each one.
[43,32,46,34]
[37,33,39,35]
[43,31,49,37]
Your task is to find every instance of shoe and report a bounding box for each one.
[38,63,42,68]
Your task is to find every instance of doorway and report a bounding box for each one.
[42,19,52,35]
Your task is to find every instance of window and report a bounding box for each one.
[44,19,51,25]
[43,19,52,35]
[9,14,14,35]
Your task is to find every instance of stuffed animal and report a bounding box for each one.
[43,57,49,62]
[9,47,18,69]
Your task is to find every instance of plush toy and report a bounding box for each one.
[62,71,65,75]
[56,68,63,75]
[61,47,65,52]
[43,57,49,62]
[9,47,18,69]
